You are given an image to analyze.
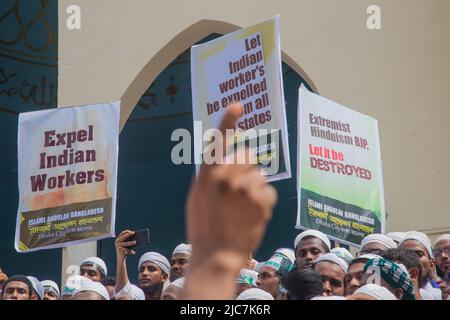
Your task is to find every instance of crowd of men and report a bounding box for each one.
[0,104,449,301]
[0,230,449,300]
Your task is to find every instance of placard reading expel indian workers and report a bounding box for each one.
[15,102,120,252]
[190,15,290,181]
[296,87,385,246]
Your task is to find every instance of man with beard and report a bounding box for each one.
[137,252,170,299]
[294,230,331,270]
[80,257,108,282]
[313,253,348,297]
[170,243,191,282]
[114,229,170,300]
[382,248,423,300]
[399,231,441,299]
[256,248,295,299]
[433,234,450,299]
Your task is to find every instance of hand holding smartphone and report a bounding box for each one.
[126,228,150,249]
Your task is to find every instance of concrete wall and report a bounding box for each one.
[58,0,450,239]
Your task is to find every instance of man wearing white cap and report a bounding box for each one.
[433,234,450,300]
[170,243,192,282]
[41,280,60,300]
[256,248,295,299]
[313,253,348,297]
[114,229,170,300]
[80,256,108,282]
[138,251,170,300]
[72,278,110,300]
[433,234,450,282]
[399,231,441,299]
[294,230,331,270]
[359,233,397,256]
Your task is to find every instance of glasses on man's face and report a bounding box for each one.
[433,246,450,257]
[357,248,386,257]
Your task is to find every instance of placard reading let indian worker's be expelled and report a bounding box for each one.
[15,102,120,252]
[190,15,291,181]
[297,87,385,247]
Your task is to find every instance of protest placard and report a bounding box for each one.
[297,87,385,246]
[15,102,120,252]
[191,15,290,181]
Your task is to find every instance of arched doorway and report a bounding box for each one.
[98,32,316,282]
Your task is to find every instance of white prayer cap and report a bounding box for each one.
[27,276,44,300]
[386,232,406,243]
[314,253,349,273]
[311,295,346,300]
[331,248,354,265]
[264,248,296,275]
[130,284,145,300]
[236,269,258,286]
[73,278,110,300]
[354,284,397,300]
[236,288,274,300]
[41,280,60,297]
[350,253,383,267]
[61,275,87,297]
[254,262,265,273]
[139,252,170,275]
[81,257,108,276]
[275,248,296,263]
[172,243,192,257]
[356,253,383,262]
[434,234,450,246]
[361,234,397,250]
[170,277,185,289]
[294,230,331,251]
[400,231,433,257]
